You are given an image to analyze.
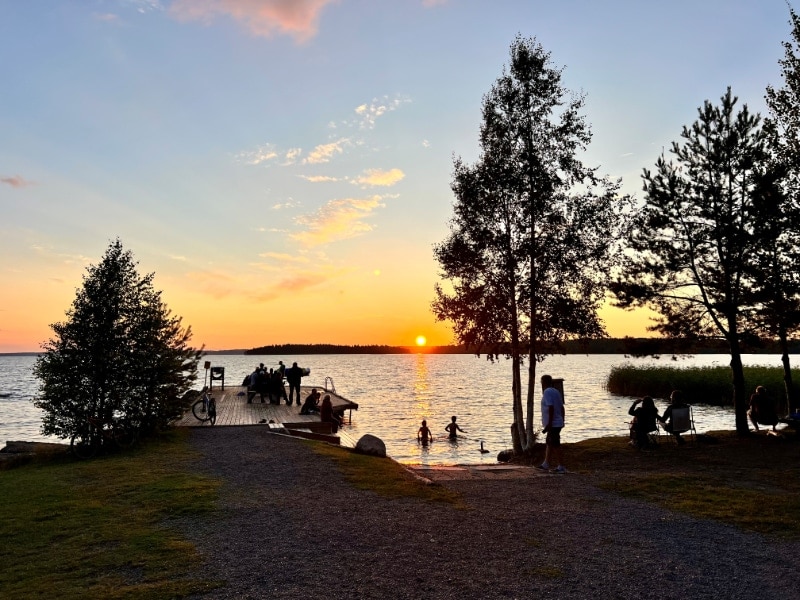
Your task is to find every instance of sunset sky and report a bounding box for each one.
[0,0,793,352]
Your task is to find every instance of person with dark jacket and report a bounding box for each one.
[300,388,321,415]
[286,362,304,406]
[628,396,659,448]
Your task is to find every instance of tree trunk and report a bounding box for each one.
[728,337,749,435]
[524,353,537,452]
[511,351,524,454]
[779,329,794,415]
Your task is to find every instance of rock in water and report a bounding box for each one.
[497,449,513,463]
[355,434,387,458]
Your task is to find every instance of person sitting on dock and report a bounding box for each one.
[445,415,465,440]
[749,385,779,432]
[300,388,321,415]
[320,394,340,432]
[418,419,433,446]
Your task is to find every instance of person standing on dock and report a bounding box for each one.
[286,362,303,405]
[538,374,566,474]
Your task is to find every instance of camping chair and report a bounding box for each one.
[666,405,696,444]
[625,420,660,447]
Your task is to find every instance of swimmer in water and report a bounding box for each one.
[418,419,433,445]
[444,415,465,440]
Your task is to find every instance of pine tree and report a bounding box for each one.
[34,240,201,444]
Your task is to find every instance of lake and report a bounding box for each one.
[0,352,788,465]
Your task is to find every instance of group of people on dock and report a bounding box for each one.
[245,361,310,406]
[244,363,342,431]
[245,362,289,405]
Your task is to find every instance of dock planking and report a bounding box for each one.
[173,384,358,448]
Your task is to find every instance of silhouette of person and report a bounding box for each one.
[445,415,465,440]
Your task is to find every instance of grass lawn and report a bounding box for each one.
[565,429,800,537]
[0,430,221,600]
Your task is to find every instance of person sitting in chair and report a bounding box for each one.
[748,385,778,432]
[628,396,659,448]
[659,390,689,445]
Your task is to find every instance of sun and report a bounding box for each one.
[415,335,427,347]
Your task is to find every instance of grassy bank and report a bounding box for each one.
[567,430,800,536]
[606,364,800,407]
[0,430,221,600]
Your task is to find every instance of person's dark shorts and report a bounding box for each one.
[545,427,562,446]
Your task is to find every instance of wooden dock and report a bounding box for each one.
[173,384,358,448]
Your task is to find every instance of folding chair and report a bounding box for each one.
[665,405,696,444]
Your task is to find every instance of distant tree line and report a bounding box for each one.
[243,338,800,356]
[244,344,466,355]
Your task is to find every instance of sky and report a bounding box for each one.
[0,0,794,352]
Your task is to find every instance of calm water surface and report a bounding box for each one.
[0,353,788,465]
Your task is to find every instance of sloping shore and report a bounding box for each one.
[178,427,800,599]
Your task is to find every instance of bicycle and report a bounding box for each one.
[70,415,138,459]
[191,390,217,426]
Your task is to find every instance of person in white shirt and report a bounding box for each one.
[538,374,566,474]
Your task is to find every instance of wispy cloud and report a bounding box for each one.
[304,138,350,164]
[272,200,299,210]
[352,96,410,129]
[31,244,91,266]
[283,147,302,165]
[258,252,310,264]
[291,195,385,247]
[250,272,327,300]
[300,175,340,183]
[236,144,279,165]
[93,12,121,22]
[169,0,336,42]
[125,0,164,13]
[1,175,32,188]
[185,270,240,300]
[352,168,405,188]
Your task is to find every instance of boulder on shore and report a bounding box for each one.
[355,434,387,458]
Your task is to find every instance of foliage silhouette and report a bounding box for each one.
[34,240,201,446]
[433,36,629,454]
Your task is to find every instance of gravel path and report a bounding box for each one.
[180,427,800,600]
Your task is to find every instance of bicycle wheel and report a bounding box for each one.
[192,397,210,422]
[114,426,138,449]
[208,400,217,426]
[71,432,97,459]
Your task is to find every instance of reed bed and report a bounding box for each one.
[605,364,800,407]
